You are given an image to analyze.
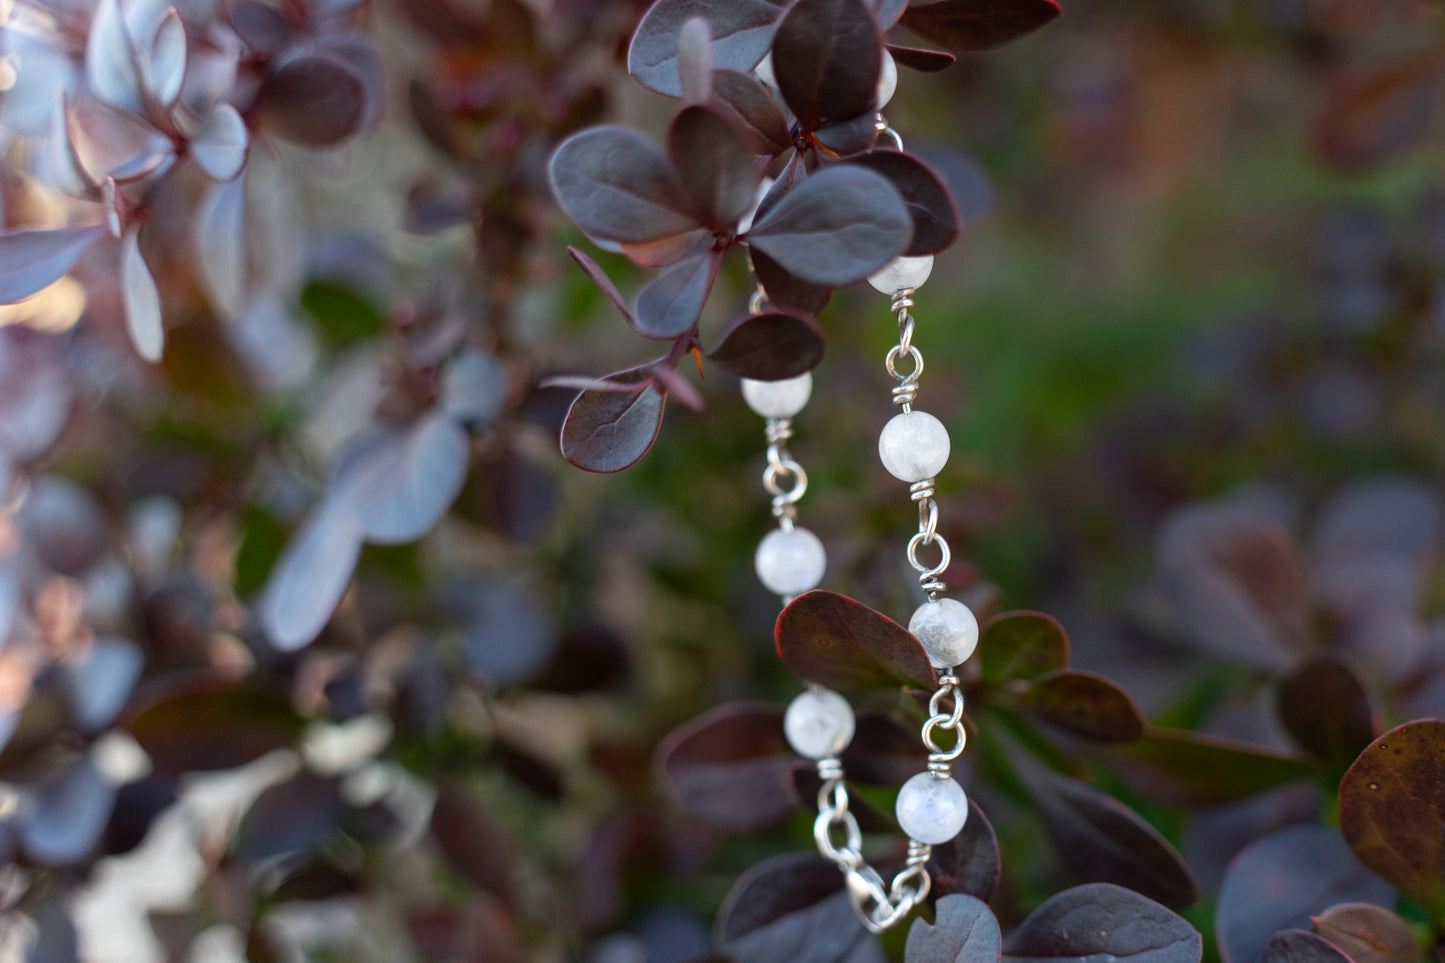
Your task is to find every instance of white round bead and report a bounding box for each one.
[909,598,979,668]
[742,373,812,419]
[754,52,777,89]
[868,255,933,294]
[878,410,950,482]
[896,772,969,844]
[784,688,855,759]
[754,527,826,596]
[876,50,898,110]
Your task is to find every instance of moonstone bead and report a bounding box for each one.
[754,52,776,88]
[909,598,979,668]
[755,527,826,596]
[876,51,898,110]
[896,772,969,844]
[742,373,812,419]
[784,688,855,759]
[868,255,933,294]
[878,410,950,482]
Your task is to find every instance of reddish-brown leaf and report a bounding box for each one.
[656,702,801,830]
[1019,669,1145,743]
[977,611,1069,685]
[430,781,515,906]
[775,590,936,689]
[1277,656,1377,765]
[1338,720,1445,925]
[900,0,1061,53]
[1312,903,1422,963]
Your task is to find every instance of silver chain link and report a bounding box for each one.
[888,290,950,599]
[814,769,933,933]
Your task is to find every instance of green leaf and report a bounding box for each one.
[978,611,1069,685]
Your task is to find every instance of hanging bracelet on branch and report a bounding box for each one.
[536,0,1217,952]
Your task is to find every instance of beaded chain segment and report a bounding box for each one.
[744,150,979,931]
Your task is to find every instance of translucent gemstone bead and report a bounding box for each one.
[868,255,933,294]
[876,50,898,110]
[784,688,855,759]
[909,598,979,668]
[754,527,826,596]
[896,772,969,844]
[742,373,812,419]
[754,52,776,89]
[878,410,950,482]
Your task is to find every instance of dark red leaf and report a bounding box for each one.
[231,1,292,53]
[1311,903,1422,963]
[629,0,782,97]
[906,894,1002,963]
[708,311,825,380]
[1265,931,1355,963]
[1003,884,1200,963]
[1276,657,1377,765]
[256,51,369,148]
[124,678,304,776]
[560,378,667,473]
[1016,758,1198,911]
[772,0,882,131]
[887,44,957,72]
[1338,721,1445,925]
[0,225,107,305]
[1218,825,1395,963]
[103,777,176,856]
[568,246,634,325]
[532,624,632,695]
[747,166,910,286]
[491,449,557,544]
[494,737,564,801]
[871,0,908,28]
[237,773,342,864]
[712,69,792,154]
[927,798,1001,903]
[1019,669,1144,743]
[899,0,1061,53]
[716,852,869,962]
[1156,499,1310,670]
[913,146,996,232]
[775,590,937,689]
[669,106,760,230]
[656,702,801,830]
[1109,728,1313,806]
[977,611,1068,686]
[549,126,698,245]
[750,247,832,314]
[847,151,960,256]
[633,250,722,339]
[1314,57,1443,171]
[430,780,515,906]
[812,110,882,155]
[1312,478,1441,631]
[271,859,364,903]
[622,228,713,268]
[840,713,927,785]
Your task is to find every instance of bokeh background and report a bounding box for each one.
[1,0,1443,960]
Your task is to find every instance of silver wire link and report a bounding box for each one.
[923,672,967,772]
[876,116,905,152]
[815,768,935,934]
[763,433,808,526]
[887,289,922,409]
